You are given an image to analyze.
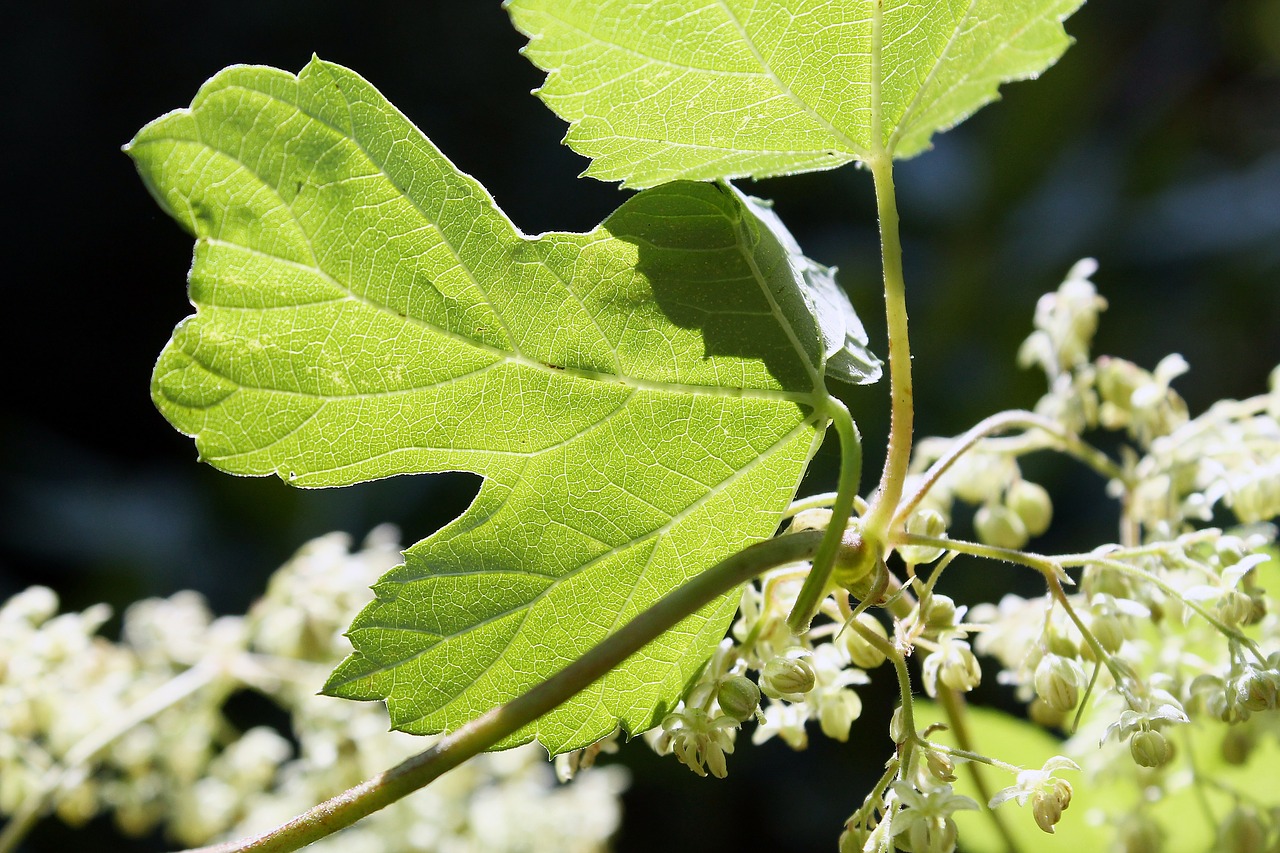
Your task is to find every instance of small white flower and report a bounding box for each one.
[922,640,982,697]
[752,701,809,750]
[889,783,978,853]
[989,756,1079,834]
[659,706,738,778]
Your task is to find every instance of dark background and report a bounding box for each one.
[1,2,1277,851]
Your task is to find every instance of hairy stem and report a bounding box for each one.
[177,531,828,853]
[891,409,1126,529]
[850,617,918,776]
[861,151,913,548]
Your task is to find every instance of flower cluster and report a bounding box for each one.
[647,555,877,777]
[0,528,626,851]
[923,263,1280,846]
[826,261,1280,849]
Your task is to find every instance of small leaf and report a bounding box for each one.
[128,58,876,752]
[507,0,1083,187]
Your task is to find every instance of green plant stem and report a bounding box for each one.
[177,531,828,853]
[850,618,918,776]
[892,533,1071,584]
[0,661,221,853]
[894,532,1138,690]
[1073,553,1267,664]
[937,689,1024,853]
[784,491,869,520]
[861,151,913,547]
[891,409,1126,530]
[788,399,861,633]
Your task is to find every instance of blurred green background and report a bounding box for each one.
[0,1,1276,850]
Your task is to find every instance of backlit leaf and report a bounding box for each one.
[508,0,1083,187]
[127,58,877,752]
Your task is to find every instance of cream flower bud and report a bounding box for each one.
[1034,654,1082,713]
[840,613,889,669]
[1235,668,1279,712]
[1130,730,1174,768]
[974,504,1029,551]
[1089,612,1126,654]
[922,594,959,633]
[890,705,908,744]
[761,653,816,701]
[926,750,956,783]
[716,676,761,723]
[900,509,948,565]
[818,688,863,742]
[1029,698,1068,729]
[1031,779,1072,833]
[923,641,982,696]
[1217,589,1256,628]
[1006,480,1053,538]
[1045,630,1079,659]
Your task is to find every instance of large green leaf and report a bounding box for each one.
[507,0,1083,187]
[127,58,877,752]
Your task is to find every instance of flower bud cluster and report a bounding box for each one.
[649,557,879,777]
[862,268,1280,849]
[908,595,984,698]
[969,526,1280,842]
[1,529,627,851]
[904,440,1056,553]
[1095,354,1190,447]
[1018,263,1280,534]
[1017,258,1108,381]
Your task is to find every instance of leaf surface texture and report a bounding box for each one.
[128,59,876,751]
[508,0,1083,186]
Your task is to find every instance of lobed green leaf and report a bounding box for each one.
[128,58,876,752]
[508,0,1084,187]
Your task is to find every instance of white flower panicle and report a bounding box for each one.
[0,528,626,851]
[648,550,881,778]
[878,262,1280,847]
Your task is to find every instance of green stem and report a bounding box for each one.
[862,151,913,550]
[892,533,1070,584]
[783,491,840,517]
[788,399,862,633]
[891,410,1126,530]
[850,618,918,776]
[177,531,829,853]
